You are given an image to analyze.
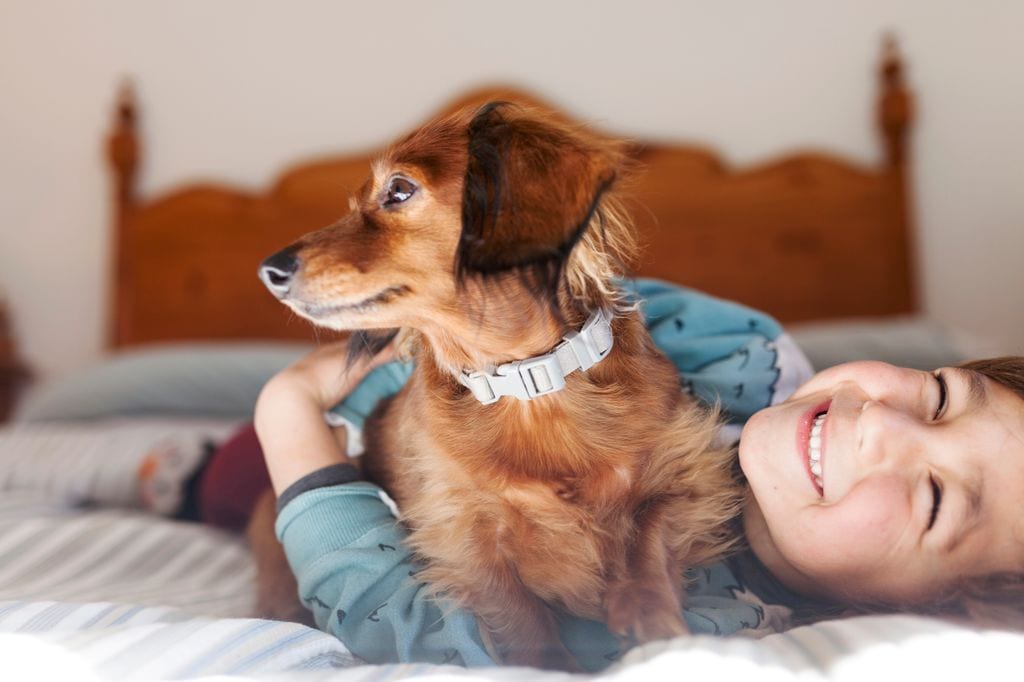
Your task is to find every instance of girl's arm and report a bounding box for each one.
[625,279,814,421]
[254,343,496,667]
[254,341,377,492]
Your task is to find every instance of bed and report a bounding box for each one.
[1,38,1007,681]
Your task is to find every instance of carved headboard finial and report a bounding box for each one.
[877,33,918,312]
[107,80,140,212]
[878,34,914,167]
[106,80,141,348]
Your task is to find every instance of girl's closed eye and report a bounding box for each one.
[933,372,948,420]
[927,475,942,531]
[926,372,946,533]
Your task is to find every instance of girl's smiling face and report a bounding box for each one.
[739,361,1024,605]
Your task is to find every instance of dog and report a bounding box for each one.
[253,100,744,668]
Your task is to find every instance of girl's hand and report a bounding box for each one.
[254,340,395,495]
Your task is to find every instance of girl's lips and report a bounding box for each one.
[797,400,830,497]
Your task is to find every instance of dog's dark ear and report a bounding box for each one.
[457,102,619,294]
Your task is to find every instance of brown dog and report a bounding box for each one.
[254,101,743,667]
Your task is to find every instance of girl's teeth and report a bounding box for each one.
[808,413,826,492]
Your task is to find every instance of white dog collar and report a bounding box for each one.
[458,309,614,405]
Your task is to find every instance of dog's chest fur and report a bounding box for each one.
[357,316,693,617]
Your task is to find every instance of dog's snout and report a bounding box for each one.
[259,247,301,298]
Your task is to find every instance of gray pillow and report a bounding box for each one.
[16,343,312,422]
[788,317,966,372]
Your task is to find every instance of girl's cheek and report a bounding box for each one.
[788,478,909,574]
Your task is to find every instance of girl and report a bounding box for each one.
[254,280,1024,670]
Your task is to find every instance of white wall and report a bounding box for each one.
[1,0,1022,377]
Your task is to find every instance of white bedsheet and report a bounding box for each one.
[2,434,1023,681]
[1,596,1020,682]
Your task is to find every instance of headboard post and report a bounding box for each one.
[878,35,913,169]
[876,35,918,312]
[107,81,139,215]
[106,81,140,347]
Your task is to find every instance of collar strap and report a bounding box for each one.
[458,309,614,405]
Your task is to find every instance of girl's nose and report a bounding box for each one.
[855,400,925,469]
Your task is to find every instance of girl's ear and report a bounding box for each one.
[456,102,621,293]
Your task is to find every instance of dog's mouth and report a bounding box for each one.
[292,285,410,320]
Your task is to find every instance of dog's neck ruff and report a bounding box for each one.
[458,309,614,405]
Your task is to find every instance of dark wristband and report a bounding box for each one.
[276,462,362,514]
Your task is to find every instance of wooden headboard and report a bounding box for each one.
[106,39,914,348]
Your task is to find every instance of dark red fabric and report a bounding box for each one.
[197,422,272,531]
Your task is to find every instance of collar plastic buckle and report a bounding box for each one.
[458,308,612,405]
[505,354,566,400]
[461,352,566,405]
[460,370,498,405]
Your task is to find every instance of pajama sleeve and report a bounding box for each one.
[275,481,495,667]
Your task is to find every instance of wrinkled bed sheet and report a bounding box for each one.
[1,423,1022,681]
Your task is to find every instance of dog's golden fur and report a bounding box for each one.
[254,101,744,667]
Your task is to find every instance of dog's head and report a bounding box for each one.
[260,101,636,368]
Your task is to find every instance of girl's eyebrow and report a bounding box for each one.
[959,368,989,410]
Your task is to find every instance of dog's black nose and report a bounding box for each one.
[259,247,301,298]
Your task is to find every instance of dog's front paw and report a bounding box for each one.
[604,584,689,645]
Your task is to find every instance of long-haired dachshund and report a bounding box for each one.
[255,100,744,667]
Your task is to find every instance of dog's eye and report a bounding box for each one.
[384,177,417,206]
